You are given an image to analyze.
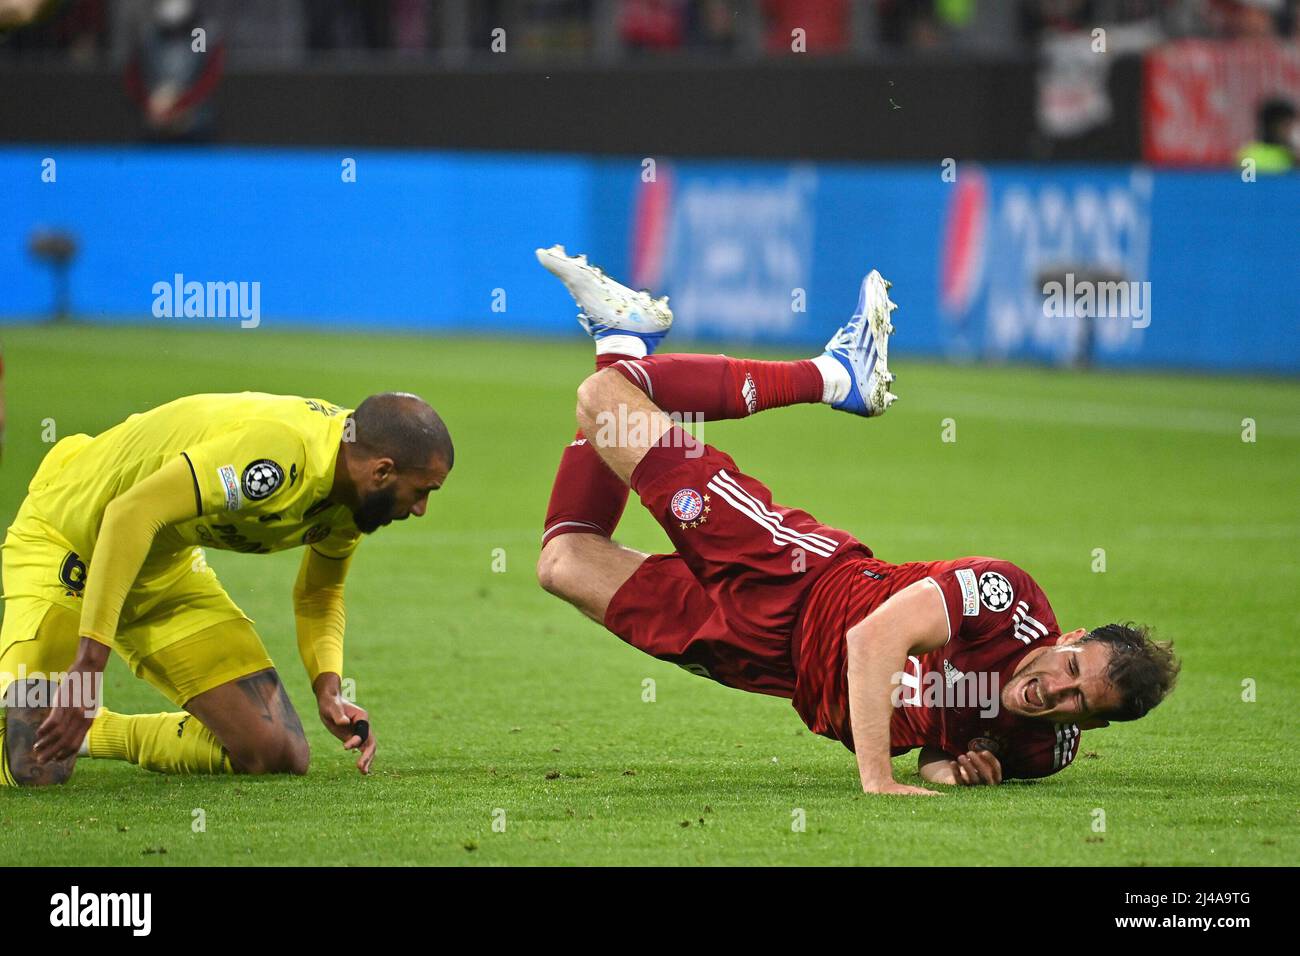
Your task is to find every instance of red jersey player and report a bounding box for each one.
[535,246,1179,796]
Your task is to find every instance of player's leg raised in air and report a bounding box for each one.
[535,245,896,689]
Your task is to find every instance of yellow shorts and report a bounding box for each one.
[1,494,259,677]
[0,603,275,709]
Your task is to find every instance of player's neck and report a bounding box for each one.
[330,441,361,509]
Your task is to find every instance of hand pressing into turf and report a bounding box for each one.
[950,748,1002,786]
[313,674,376,774]
[917,744,1002,787]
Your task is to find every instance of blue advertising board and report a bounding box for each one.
[3,147,1295,373]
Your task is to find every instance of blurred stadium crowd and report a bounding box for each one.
[2,1,1296,374]
[5,0,1297,168]
[3,0,1298,63]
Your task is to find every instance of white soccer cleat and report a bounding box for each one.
[822,269,898,417]
[535,244,673,354]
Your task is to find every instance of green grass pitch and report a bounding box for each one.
[0,323,1296,866]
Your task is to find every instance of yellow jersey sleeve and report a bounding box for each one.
[294,547,352,684]
[79,455,202,645]
[183,421,309,518]
[310,523,362,561]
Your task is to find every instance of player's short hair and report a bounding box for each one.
[1080,623,1179,722]
[349,392,454,471]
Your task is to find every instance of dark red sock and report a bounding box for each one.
[542,430,629,546]
[541,351,635,546]
[608,353,822,419]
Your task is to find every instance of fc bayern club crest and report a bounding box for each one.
[670,488,704,522]
[242,459,285,501]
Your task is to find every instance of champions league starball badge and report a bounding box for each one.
[242,459,285,501]
[978,571,1014,612]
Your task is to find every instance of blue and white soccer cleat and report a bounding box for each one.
[535,244,673,354]
[822,269,899,417]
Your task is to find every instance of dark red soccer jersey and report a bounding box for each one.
[791,555,1082,780]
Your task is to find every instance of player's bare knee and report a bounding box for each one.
[230,733,309,776]
[225,744,263,775]
[6,746,76,787]
[537,537,576,597]
[282,734,310,776]
[259,723,310,775]
[220,669,310,775]
[2,680,77,787]
[576,368,618,432]
[536,541,561,595]
[575,369,603,415]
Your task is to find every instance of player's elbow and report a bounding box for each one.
[845,618,913,667]
[100,494,135,529]
[101,491,165,540]
[292,581,340,611]
[845,619,882,656]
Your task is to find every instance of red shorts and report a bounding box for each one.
[603,433,868,697]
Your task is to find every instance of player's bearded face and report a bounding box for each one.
[352,457,446,532]
[352,485,400,533]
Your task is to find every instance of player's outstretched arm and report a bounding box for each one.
[34,456,200,762]
[293,548,376,774]
[845,581,951,797]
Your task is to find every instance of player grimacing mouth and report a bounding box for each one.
[1000,640,1120,721]
[1024,678,1044,710]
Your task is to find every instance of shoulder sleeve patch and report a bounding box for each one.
[217,464,241,511]
[977,569,1015,612]
[241,459,286,501]
[187,423,307,517]
[955,567,980,616]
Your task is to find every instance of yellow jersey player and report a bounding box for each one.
[0,391,453,786]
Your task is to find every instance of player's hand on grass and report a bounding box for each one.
[314,674,376,774]
[34,638,108,763]
[950,748,1002,786]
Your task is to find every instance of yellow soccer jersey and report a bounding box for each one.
[26,392,362,564]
